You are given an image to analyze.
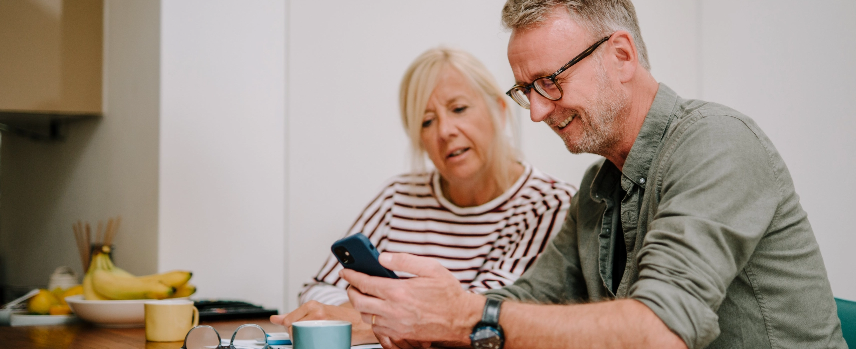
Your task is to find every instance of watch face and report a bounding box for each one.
[472,327,503,349]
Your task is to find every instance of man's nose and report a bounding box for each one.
[528,93,554,123]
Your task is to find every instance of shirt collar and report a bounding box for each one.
[590,83,679,199]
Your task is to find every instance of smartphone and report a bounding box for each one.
[331,233,398,279]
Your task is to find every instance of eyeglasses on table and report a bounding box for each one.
[180,323,273,349]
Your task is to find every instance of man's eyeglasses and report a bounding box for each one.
[506,34,612,109]
[181,324,272,349]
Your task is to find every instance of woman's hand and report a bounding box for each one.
[269,300,378,345]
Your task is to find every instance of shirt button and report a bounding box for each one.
[639,177,646,184]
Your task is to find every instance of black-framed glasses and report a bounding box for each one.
[181,324,272,349]
[506,34,612,109]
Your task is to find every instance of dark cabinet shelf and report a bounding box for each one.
[0,110,100,141]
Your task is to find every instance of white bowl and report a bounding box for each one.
[65,295,146,328]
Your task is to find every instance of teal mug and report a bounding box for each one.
[292,320,351,349]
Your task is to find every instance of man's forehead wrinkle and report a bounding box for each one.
[508,46,541,84]
[508,15,587,84]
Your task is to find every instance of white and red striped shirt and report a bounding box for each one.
[299,163,576,306]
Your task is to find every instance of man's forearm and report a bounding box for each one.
[499,299,686,349]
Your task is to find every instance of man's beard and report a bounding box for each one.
[550,59,629,155]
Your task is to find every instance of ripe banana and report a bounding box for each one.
[138,270,192,288]
[93,252,135,278]
[84,250,189,300]
[83,253,110,300]
[171,283,197,298]
[92,269,174,300]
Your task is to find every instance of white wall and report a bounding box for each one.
[697,0,856,300]
[159,0,286,310]
[97,0,162,277]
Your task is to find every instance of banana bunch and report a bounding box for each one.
[83,247,196,300]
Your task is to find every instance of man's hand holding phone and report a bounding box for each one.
[341,252,484,349]
[331,233,399,279]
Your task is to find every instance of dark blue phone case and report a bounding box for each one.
[331,233,398,279]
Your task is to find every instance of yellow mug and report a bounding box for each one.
[144,299,199,342]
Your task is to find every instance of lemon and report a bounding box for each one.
[59,285,83,305]
[49,304,72,315]
[27,289,61,315]
[50,287,64,300]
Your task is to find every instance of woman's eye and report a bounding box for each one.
[421,119,433,128]
[452,106,468,113]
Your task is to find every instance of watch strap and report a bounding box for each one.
[481,297,503,326]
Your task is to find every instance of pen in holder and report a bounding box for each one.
[73,216,121,271]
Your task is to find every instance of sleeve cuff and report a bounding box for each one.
[299,284,350,306]
[483,288,517,301]
[630,278,721,349]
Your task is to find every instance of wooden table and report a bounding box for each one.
[0,318,287,348]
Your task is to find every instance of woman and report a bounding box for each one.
[271,47,576,344]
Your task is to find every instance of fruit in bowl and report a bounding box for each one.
[68,247,196,327]
[83,247,195,301]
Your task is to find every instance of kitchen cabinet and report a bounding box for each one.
[0,0,102,140]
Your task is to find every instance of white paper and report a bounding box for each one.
[219,338,381,349]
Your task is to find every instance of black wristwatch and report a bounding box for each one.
[470,298,504,349]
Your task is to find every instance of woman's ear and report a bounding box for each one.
[497,96,508,127]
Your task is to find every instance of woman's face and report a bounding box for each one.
[420,67,499,185]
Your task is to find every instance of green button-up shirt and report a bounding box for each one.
[486,84,845,348]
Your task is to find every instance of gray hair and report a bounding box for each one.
[501,0,650,71]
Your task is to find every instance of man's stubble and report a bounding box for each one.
[550,57,630,156]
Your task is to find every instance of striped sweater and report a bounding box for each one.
[299,163,576,306]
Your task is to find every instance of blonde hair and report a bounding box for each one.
[399,47,520,189]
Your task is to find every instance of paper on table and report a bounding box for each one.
[219,339,286,348]
[219,338,382,349]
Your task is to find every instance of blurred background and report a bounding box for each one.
[0,0,853,313]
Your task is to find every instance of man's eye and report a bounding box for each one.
[422,119,433,128]
[539,78,556,90]
[453,106,468,113]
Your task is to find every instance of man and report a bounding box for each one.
[341,1,846,348]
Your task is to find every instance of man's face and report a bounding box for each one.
[507,9,628,155]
